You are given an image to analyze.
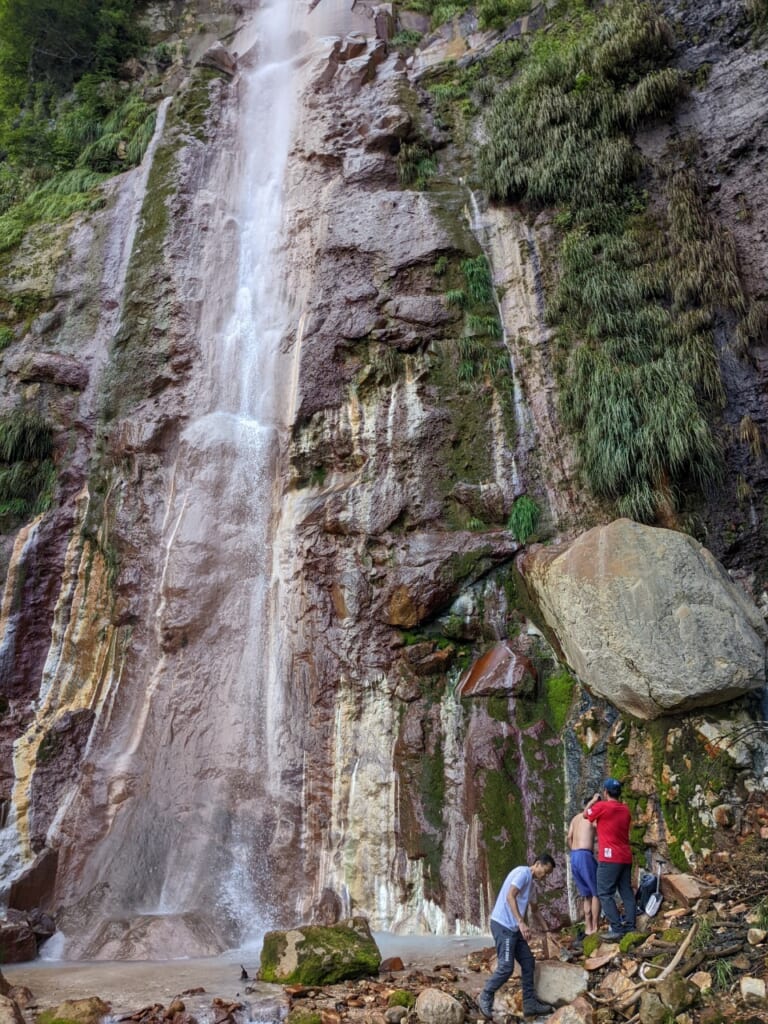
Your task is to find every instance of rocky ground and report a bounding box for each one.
[2,835,767,1024]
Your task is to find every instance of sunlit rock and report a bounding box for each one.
[519,519,767,719]
[415,989,465,1024]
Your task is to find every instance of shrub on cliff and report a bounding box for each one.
[477,1,752,523]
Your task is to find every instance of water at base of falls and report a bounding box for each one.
[4,936,492,1021]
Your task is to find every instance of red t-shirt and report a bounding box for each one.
[585,800,632,863]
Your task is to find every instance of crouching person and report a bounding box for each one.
[478,853,556,1019]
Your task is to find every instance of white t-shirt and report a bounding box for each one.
[490,865,532,931]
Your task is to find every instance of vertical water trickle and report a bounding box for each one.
[465,191,531,495]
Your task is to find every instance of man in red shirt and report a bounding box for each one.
[584,778,636,940]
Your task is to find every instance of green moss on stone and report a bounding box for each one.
[619,931,646,952]
[481,766,526,892]
[389,991,416,1008]
[258,922,381,985]
[582,933,601,957]
[544,668,575,733]
[286,1013,322,1024]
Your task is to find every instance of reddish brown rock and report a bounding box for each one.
[0,922,36,964]
[659,874,705,908]
[458,641,536,698]
[380,957,405,972]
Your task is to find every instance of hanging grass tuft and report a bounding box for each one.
[0,409,56,523]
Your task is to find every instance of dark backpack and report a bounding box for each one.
[635,870,658,913]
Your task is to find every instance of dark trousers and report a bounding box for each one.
[482,919,536,1003]
[597,861,636,929]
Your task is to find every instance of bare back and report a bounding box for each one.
[568,812,596,851]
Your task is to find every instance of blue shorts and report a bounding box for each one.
[571,849,598,897]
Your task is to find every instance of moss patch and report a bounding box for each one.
[258,922,381,985]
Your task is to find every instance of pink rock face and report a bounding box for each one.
[458,642,537,698]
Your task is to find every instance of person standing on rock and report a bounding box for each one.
[567,798,600,935]
[584,778,636,939]
[477,853,556,1019]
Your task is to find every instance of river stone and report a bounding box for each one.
[37,998,110,1024]
[258,916,381,984]
[415,989,465,1024]
[519,519,767,719]
[0,996,23,1024]
[534,962,588,1004]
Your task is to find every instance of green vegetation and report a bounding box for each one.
[446,255,504,382]
[582,932,601,957]
[259,923,381,984]
[477,1,748,522]
[746,0,768,35]
[507,495,540,542]
[477,0,530,31]
[397,141,437,189]
[544,668,575,732]
[391,29,423,51]
[0,408,55,524]
[0,1,152,256]
[712,958,734,991]
[388,991,416,1009]
[619,930,646,952]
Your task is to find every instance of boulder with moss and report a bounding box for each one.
[37,998,110,1024]
[258,917,381,985]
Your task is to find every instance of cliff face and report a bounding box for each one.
[0,0,767,958]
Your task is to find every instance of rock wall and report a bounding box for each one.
[0,0,767,957]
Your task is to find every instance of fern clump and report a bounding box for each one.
[0,409,56,524]
[507,495,540,542]
[477,1,750,522]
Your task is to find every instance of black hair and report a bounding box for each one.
[534,852,556,869]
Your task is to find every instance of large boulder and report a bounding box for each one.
[258,917,381,985]
[518,520,767,719]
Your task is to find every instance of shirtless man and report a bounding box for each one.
[567,799,600,934]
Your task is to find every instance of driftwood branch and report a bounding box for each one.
[617,922,700,1011]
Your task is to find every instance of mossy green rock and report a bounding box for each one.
[37,999,110,1024]
[582,933,602,957]
[619,931,646,953]
[258,916,381,985]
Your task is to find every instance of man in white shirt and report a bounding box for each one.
[477,853,556,1019]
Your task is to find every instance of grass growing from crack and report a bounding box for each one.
[477,1,753,523]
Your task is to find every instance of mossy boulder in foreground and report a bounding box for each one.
[258,916,381,985]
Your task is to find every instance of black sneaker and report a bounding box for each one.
[477,993,494,1019]
[522,998,553,1017]
[602,928,624,941]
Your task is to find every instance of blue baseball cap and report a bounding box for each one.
[602,778,622,797]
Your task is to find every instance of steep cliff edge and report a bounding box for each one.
[0,0,766,957]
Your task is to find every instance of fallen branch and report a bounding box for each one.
[617,922,700,1011]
